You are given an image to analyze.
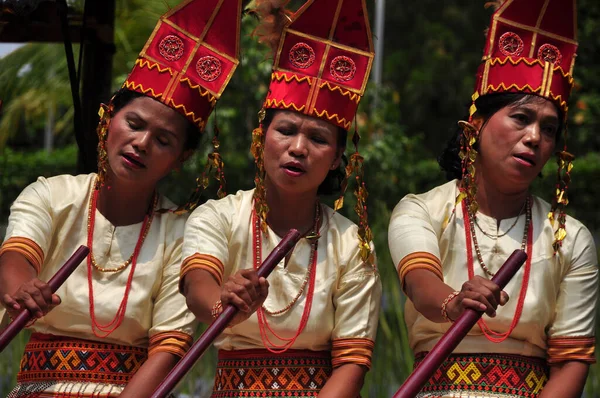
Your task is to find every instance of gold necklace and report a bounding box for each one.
[87,186,157,273]
[260,202,321,317]
[473,199,527,239]
[468,196,531,277]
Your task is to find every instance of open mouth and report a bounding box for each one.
[123,154,146,168]
[284,165,304,173]
[513,155,535,166]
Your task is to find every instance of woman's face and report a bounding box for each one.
[474,96,559,193]
[106,96,191,188]
[263,110,343,197]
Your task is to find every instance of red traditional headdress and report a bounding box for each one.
[252,0,375,262]
[263,0,374,130]
[460,0,578,251]
[474,0,577,114]
[97,0,242,209]
[123,0,242,131]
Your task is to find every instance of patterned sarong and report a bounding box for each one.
[8,333,147,398]
[415,352,549,398]
[211,349,332,397]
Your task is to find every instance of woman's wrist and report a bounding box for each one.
[441,291,460,322]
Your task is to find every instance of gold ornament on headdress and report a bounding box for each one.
[548,144,574,253]
[251,109,269,234]
[334,118,373,263]
[454,92,480,215]
[95,101,115,190]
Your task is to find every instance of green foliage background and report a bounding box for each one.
[1,0,599,397]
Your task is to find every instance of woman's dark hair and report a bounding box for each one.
[438,93,564,181]
[262,109,348,196]
[110,88,202,151]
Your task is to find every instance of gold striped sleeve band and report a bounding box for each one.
[148,331,194,358]
[180,253,225,292]
[396,252,443,292]
[547,336,596,364]
[331,338,375,370]
[0,237,44,275]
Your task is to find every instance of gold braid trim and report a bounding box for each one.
[264,98,306,113]
[121,80,163,100]
[148,331,193,358]
[397,252,443,292]
[312,109,353,130]
[318,81,361,103]
[331,338,375,369]
[0,237,44,274]
[271,71,313,84]
[547,336,595,364]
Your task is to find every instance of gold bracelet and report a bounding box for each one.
[441,291,460,323]
[211,299,223,320]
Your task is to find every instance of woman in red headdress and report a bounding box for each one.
[0,0,242,396]
[180,0,382,396]
[388,1,597,397]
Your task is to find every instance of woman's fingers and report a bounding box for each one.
[1,294,21,311]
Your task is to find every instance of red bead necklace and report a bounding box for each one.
[86,187,156,338]
[253,206,319,354]
[462,198,533,343]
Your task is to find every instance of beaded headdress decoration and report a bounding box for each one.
[458,0,577,251]
[96,0,242,212]
[252,0,375,262]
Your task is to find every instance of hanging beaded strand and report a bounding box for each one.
[86,182,157,337]
[253,203,320,353]
[462,197,533,343]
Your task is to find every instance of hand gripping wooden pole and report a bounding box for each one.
[393,249,527,398]
[151,229,301,398]
[0,245,90,353]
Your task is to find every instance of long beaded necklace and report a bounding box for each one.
[86,186,156,338]
[462,197,533,343]
[253,203,320,353]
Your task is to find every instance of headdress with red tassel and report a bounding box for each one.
[457,0,577,251]
[97,0,242,211]
[252,0,375,263]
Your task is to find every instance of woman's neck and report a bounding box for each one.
[96,175,155,226]
[264,181,319,237]
[475,176,529,220]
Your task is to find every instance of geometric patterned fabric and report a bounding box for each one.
[414,352,549,398]
[12,332,147,393]
[211,349,333,397]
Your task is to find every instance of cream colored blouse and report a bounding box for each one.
[181,189,381,369]
[0,173,196,395]
[388,180,597,364]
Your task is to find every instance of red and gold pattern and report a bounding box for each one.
[211,349,332,397]
[414,353,549,397]
[475,0,577,114]
[396,251,444,292]
[264,0,373,130]
[123,0,242,130]
[0,237,44,274]
[15,333,147,386]
[547,336,596,364]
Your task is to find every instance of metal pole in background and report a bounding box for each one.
[372,0,386,108]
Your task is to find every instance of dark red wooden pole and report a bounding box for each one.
[151,229,301,398]
[0,245,89,352]
[393,249,527,398]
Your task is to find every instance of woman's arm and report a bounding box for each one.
[318,364,366,398]
[405,269,508,322]
[118,352,179,398]
[183,267,269,326]
[0,251,60,319]
[539,361,589,398]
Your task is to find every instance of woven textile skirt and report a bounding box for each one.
[414,352,549,398]
[7,333,147,398]
[211,349,333,397]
